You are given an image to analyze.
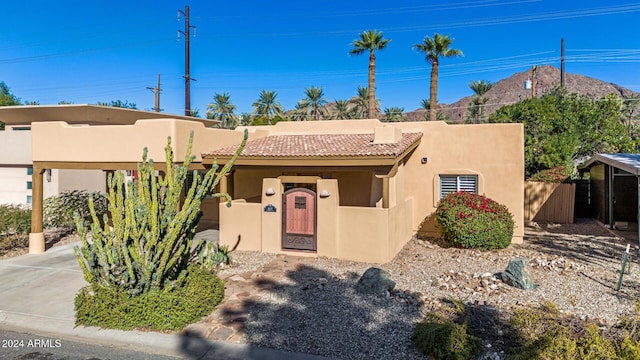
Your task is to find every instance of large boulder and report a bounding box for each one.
[502,258,538,290]
[355,267,396,295]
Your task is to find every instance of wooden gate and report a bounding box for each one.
[282,188,317,251]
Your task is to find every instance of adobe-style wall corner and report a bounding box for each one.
[373,125,402,144]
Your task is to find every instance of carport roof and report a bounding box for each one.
[579,153,640,176]
[0,104,218,126]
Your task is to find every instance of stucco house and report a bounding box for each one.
[25,116,524,263]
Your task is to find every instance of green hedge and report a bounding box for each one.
[75,265,224,331]
[436,192,514,250]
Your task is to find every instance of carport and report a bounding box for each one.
[579,153,640,246]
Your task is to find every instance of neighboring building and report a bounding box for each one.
[27,117,524,263]
[0,125,105,205]
[579,153,640,242]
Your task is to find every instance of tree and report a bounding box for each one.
[206,92,238,128]
[420,98,448,121]
[350,86,380,119]
[97,100,137,109]
[58,101,74,105]
[252,90,284,124]
[414,33,462,121]
[489,89,636,178]
[24,100,40,105]
[383,107,406,122]
[303,86,328,121]
[621,94,640,139]
[0,81,21,130]
[291,100,310,121]
[332,100,354,120]
[349,30,390,119]
[467,80,493,123]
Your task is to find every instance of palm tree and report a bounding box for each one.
[420,98,448,121]
[350,86,369,119]
[303,86,328,120]
[332,100,353,120]
[252,90,284,124]
[350,86,381,119]
[291,100,310,121]
[414,33,462,121]
[349,30,390,119]
[467,80,493,124]
[383,107,405,122]
[206,92,238,128]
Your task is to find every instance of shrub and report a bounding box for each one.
[75,264,224,331]
[528,166,572,183]
[436,192,514,250]
[509,302,620,360]
[44,190,107,229]
[0,204,31,236]
[412,312,478,360]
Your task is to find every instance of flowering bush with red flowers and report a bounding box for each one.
[528,166,572,183]
[436,192,514,250]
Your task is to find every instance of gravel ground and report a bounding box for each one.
[215,218,640,360]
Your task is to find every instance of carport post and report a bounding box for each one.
[28,164,45,254]
[637,176,639,250]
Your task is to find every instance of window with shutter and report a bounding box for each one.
[439,175,478,198]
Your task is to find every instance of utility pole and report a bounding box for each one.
[531,65,537,98]
[560,38,565,88]
[178,6,196,116]
[146,74,162,112]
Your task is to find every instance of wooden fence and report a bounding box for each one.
[524,181,576,224]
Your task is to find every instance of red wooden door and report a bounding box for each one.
[282,188,317,251]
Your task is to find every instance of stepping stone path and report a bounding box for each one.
[183,254,317,343]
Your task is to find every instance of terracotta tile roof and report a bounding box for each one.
[204,132,422,158]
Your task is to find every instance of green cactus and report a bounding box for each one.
[74,130,247,295]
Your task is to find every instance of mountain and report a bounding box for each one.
[406,65,638,122]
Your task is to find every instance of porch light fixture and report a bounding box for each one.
[265,188,276,196]
[319,190,330,198]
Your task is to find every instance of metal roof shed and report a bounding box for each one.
[579,153,640,246]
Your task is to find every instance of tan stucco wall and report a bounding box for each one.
[233,169,283,202]
[316,179,339,258]
[31,119,245,163]
[394,122,524,242]
[333,171,374,207]
[219,200,262,251]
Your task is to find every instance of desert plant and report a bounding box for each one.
[412,312,478,360]
[436,192,514,250]
[197,243,232,270]
[74,130,247,296]
[44,190,107,229]
[75,264,224,331]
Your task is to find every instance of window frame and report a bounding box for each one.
[438,174,478,199]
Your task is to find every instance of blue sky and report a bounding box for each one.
[1,0,639,116]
